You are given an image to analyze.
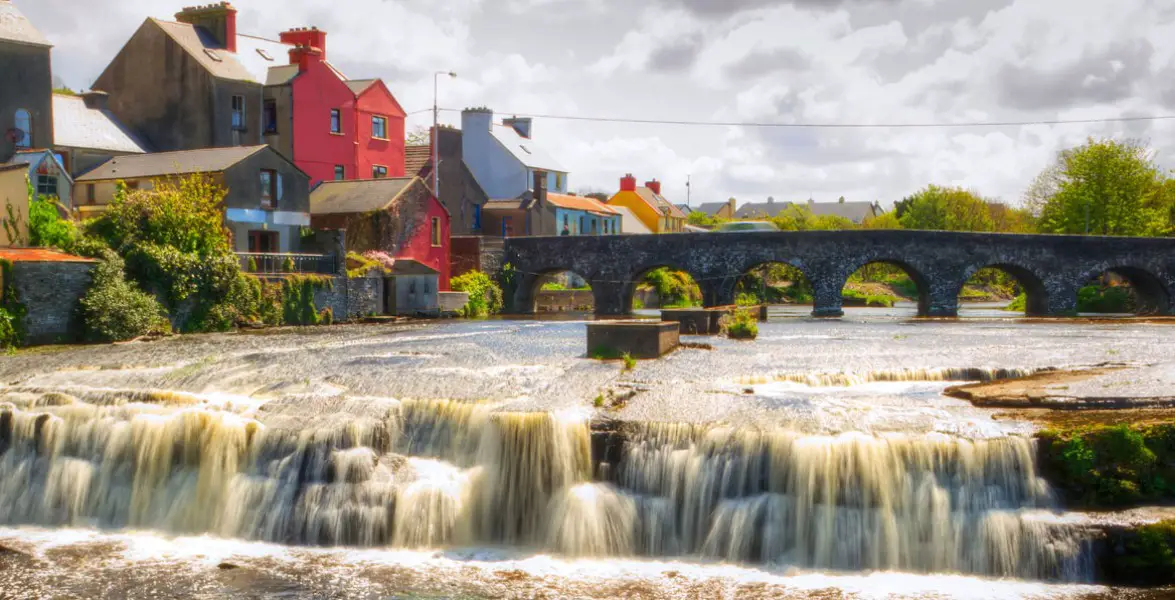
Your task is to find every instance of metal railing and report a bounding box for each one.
[237,252,338,275]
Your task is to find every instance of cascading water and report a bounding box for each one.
[0,379,1090,582]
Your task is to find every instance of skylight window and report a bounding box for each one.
[203,48,223,62]
[257,48,273,61]
[519,144,532,155]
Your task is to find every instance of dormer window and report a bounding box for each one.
[519,144,532,155]
[203,48,223,62]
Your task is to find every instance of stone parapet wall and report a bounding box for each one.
[7,260,96,345]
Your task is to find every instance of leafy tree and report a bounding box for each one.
[28,197,77,249]
[898,185,995,232]
[452,270,504,317]
[1031,138,1169,236]
[80,250,170,342]
[687,211,721,228]
[861,212,903,230]
[769,205,855,231]
[406,126,430,145]
[987,203,1036,233]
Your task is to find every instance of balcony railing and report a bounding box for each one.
[237,252,338,275]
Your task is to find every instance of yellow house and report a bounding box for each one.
[607,174,687,233]
[0,164,29,247]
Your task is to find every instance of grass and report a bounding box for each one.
[622,353,636,371]
[593,394,605,408]
[590,347,637,370]
[841,288,896,308]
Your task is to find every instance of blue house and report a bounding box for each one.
[461,107,569,200]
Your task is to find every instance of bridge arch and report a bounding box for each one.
[512,266,600,315]
[955,263,1050,316]
[1075,265,1172,315]
[735,260,815,307]
[830,258,933,317]
[622,263,706,311]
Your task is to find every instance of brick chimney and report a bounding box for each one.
[279,26,327,58]
[645,179,661,195]
[503,116,532,139]
[289,44,323,72]
[176,2,238,53]
[620,173,636,192]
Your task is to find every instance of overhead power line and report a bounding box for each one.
[414,108,1175,130]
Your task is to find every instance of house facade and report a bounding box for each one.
[93,5,407,186]
[607,174,687,233]
[52,91,149,177]
[0,162,28,246]
[694,199,737,220]
[462,108,568,200]
[72,145,311,253]
[405,126,488,236]
[0,0,53,163]
[734,198,883,223]
[549,193,622,236]
[9,149,71,205]
[309,177,451,289]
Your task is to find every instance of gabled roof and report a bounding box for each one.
[806,200,882,223]
[0,0,51,47]
[7,149,73,185]
[74,145,268,182]
[405,144,431,176]
[489,124,564,173]
[611,205,652,234]
[546,193,618,216]
[310,177,420,215]
[390,258,438,276]
[734,201,790,219]
[674,203,692,214]
[346,79,378,95]
[52,94,149,155]
[695,201,729,216]
[635,187,687,219]
[150,19,312,85]
[266,64,299,85]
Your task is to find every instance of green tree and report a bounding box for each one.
[861,212,903,230]
[1031,138,1168,236]
[987,203,1036,233]
[898,185,995,232]
[687,211,721,228]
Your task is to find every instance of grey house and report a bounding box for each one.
[735,198,883,224]
[386,259,439,316]
[73,145,310,253]
[0,0,53,162]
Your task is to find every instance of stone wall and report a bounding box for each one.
[451,236,505,280]
[345,275,384,318]
[536,289,594,312]
[7,260,96,345]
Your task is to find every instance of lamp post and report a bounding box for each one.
[433,71,457,200]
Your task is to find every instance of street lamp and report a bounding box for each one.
[433,71,457,201]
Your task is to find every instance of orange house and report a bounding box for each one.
[606,174,687,233]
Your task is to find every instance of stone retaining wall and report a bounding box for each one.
[6,260,96,345]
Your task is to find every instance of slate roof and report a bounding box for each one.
[734,199,881,223]
[636,187,687,219]
[75,145,267,181]
[390,258,438,276]
[52,94,149,155]
[405,144,431,176]
[695,201,730,216]
[266,64,299,85]
[490,124,564,172]
[345,79,378,95]
[310,177,418,215]
[611,205,652,234]
[675,204,692,214]
[546,193,618,216]
[483,199,524,211]
[0,1,51,47]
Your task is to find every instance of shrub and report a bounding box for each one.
[721,308,759,339]
[1005,293,1027,312]
[1037,423,1175,508]
[28,196,77,250]
[842,288,896,307]
[281,256,295,273]
[1105,520,1175,585]
[282,275,333,326]
[735,292,760,306]
[452,270,504,317]
[622,353,637,371]
[0,260,26,350]
[246,257,258,273]
[1077,285,1134,313]
[80,250,170,342]
[641,268,701,308]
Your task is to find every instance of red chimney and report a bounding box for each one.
[620,173,637,192]
[645,179,661,195]
[176,2,238,53]
[279,26,327,58]
[289,44,323,72]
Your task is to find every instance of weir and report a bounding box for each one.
[0,378,1091,582]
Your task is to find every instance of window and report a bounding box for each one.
[13,109,31,148]
[431,217,442,247]
[555,172,565,191]
[256,48,273,61]
[203,48,223,62]
[86,184,96,205]
[372,165,388,179]
[125,180,139,191]
[263,100,277,134]
[231,95,246,130]
[372,116,388,139]
[330,109,341,134]
[36,176,57,198]
[247,231,278,253]
[334,165,345,180]
[472,204,481,230]
[260,169,276,208]
[579,216,585,235]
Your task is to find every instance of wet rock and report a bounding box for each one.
[217,562,241,570]
[0,543,31,557]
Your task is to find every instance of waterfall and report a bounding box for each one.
[0,389,1089,581]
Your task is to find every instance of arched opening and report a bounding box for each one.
[1077,267,1171,316]
[14,108,31,148]
[532,270,594,313]
[958,265,1049,317]
[629,266,702,313]
[735,262,813,317]
[841,261,928,316]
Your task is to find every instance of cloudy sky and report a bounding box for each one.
[19,0,1175,208]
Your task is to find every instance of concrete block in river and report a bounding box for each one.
[661,308,721,334]
[587,321,680,359]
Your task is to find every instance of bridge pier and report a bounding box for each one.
[591,281,629,316]
[700,279,736,309]
[811,284,844,318]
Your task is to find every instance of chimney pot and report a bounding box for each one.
[176,2,237,52]
[645,179,661,195]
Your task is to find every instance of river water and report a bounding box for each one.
[0,307,1172,599]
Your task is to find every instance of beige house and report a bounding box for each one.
[0,163,29,247]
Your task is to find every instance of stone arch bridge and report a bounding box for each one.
[503,230,1175,317]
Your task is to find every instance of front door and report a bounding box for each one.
[248,231,279,253]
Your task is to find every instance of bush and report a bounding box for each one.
[842,288,896,307]
[641,268,701,308]
[28,197,77,250]
[81,250,170,342]
[1104,520,1175,585]
[721,308,759,339]
[0,260,26,350]
[1078,285,1134,313]
[282,275,333,326]
[1037,423,1175,509]
[1005,293,1027,312]
[452,270,504,317]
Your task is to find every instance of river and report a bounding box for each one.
[0,309,1172,599]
